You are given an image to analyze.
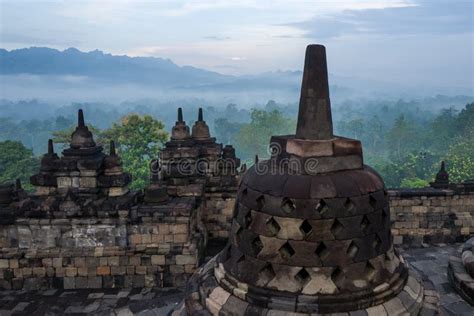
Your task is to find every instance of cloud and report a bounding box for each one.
[289,1,473,39]
[0,32,81,47]
[204,35,231,41]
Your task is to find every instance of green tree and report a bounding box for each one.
[101,114,168,190]
[365,115,385,154]
[0,141,39,191]
[400,177,430,188]
[386,114,419,160]
[214,118,243,145]
[235,109,295,162]
[443,131,474,183]
[457,102,474,133]
[339,118,365,140]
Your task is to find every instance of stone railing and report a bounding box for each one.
[0,196,203,290]
[389,187,474,247]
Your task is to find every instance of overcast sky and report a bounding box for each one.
[0,0,473,92]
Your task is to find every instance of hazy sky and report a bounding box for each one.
[1,0,473,92]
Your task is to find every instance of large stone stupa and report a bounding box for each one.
[174,45,438,315]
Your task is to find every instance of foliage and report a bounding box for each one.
[100,114,168,190]
[50,114,168,190]
[0,141,39,191]
[214,118,243,146]
[0,99,473,190]
[443,131,474,183]
[235,109,295,162]
[400,178,430,188]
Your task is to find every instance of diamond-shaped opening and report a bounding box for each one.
[235,226,243,245]
[295,268,311,286]
[315,242,329,261]
[232,204,239,218]
[241,188,248,197]
[381,207,388,225]
[244,210,253,228]
[330,219,344,238]
[259,264,276,282]
[360,215,370,233]
[315,199,328,216]
[256,195,265,210]
[383,190,388,197]
[251,236,263,255]
[346,241,359,259]
[372,234,382,251]
[281,198,295,214]
[222,244,232,262]
[331,267,344,284]
[344,198,355,211]
[369,195,377,210]
[279,241,296,260]
[365,261,377,281]
[384,251,394,262]
[300,219,313,238]
[266,217,281,236]
[236,254,246,264]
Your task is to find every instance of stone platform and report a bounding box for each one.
[0,244,472,315]
[401,244,474,315]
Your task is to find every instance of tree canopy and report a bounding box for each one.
[0,140,39,191]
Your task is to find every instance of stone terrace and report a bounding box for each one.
[0,244,471,315]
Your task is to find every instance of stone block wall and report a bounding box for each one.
[389,189,474,247]
[202,192,236,239]
[0,197,201,290]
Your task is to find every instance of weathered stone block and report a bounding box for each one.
[75,277,88,289]
[65,267,77,277]
[109,187,129,197]
[87,276,102,289]
[151,255,166,265]
[108,257,120,267]
[176,255,196,265]
[57,177,72,189]
[63,277,75,289]
[97,266,110,276]
[79,177,97,188]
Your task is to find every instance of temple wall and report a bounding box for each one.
[2,186,473,290]
[202,192,235,239]
[389,190,474,247]
[0,200,201,290]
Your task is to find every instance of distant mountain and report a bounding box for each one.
[0,47,471,104]
[0,47,313,103]
[0,47,234,87]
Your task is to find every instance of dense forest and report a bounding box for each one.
[0,97,473,191]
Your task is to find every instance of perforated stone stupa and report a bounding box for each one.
[174,45,438,315]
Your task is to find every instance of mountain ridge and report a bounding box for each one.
[0,47,234,87]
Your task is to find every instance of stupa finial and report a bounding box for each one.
[178,108,183,122]
[47,139,54,154]
[110,140,116,156]
[295,44,333,140]
[78,109,85,127]
[198,108,203,121]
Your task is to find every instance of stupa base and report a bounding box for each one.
[173,256,439,316]
[447,238,474,305]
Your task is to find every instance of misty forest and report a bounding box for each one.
[1,48,473,191]
[1,97,473,192]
